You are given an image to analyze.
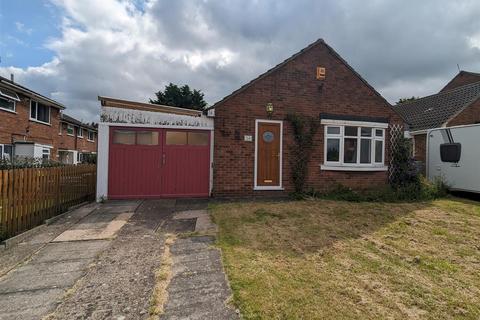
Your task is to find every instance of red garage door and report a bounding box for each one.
[108,127,210,199]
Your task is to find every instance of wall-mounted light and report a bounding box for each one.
[266,102,274,116]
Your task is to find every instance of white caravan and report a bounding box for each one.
[427,124,480,193]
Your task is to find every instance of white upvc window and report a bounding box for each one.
[87,130,95,142]
[321,120,387,171]
[67,124,74,136]
[0,144,13,160]
[77,127,83,138]
[30,100,50,124]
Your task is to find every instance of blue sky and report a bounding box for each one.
[0,0,61,68]
[0,0,479,122]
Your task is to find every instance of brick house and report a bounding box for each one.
[210,39,403,197]
[0,75,64,161]
[393,71,480,172]
[58,113,98,164]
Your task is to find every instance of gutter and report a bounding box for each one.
[0,80,65,109]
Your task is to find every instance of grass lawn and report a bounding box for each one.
[211,198,480,319]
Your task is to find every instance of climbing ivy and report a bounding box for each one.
[286,114,319,195]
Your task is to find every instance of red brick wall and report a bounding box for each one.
[440,72,480,92]
[58,123,97,154]
[447,98,480,127]
[213,41,403,197]
[0,95,61,159]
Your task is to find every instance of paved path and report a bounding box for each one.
[0,199,238,320]
[161,236,239,320]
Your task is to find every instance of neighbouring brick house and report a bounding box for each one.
[210,39,403,197]
[0,75,97,164]
[0,75,64,161]
[393,71,480,173]
[58,113,98,164]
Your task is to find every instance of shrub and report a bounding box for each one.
[319,177,448,203]
[0,157,64,170]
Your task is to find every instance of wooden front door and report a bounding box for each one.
[256,121,281,187]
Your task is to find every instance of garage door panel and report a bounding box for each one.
[108,127,210,199]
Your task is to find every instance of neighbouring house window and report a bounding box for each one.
[0,96,16,112]
[67,124,74,135]
[77,152,83,163]
[0,144,13,160]
[42,148,50,160]
[77,127,83,138]
[30,100,50,124]
[323,124,385,168]
[113,130,136,144]
[87,130,95,141]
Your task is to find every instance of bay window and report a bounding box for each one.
[322,121,387,171]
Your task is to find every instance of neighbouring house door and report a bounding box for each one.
[256,121,281,188]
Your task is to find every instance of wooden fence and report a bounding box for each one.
[0,164,96,239]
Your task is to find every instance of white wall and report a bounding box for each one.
[96,123,110,201]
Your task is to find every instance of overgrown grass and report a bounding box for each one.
[211,198,480,319]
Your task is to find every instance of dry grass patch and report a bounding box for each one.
[211,198,480,319]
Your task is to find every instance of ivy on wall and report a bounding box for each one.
[286,114,319,195]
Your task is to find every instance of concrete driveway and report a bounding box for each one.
[0,199,237,320]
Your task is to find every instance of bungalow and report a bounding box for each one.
[393,71,480,172]
[96,39,403,200]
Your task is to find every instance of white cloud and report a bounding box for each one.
[15,22,33,35]
[1,0,480,122]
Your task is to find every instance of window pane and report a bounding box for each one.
[188,132,209,146]
[375,129,384,137]
[0,97,15,111]
[361,127,372,137]
[31,101,37,118]
[360,139,371,163]
[3,145,13,160]
[375,140,383,163]
[77,128,83,137]
[113,130,135,144]
[166,131,187,145]
[344,138,357,163]
[37,103,49,122]
[326,139,340,162]
[67,126,74,135]
[137,131,159,145]
[345,126,358,136]
[327,126,340,135]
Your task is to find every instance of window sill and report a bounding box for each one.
[254,186,284,191]
[67,133,75,136]
[29,118,51,126]
[87,139,95,142]
[0,107,16,114]
[321,165,388,172]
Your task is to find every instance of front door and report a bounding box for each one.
[256,121,282,188]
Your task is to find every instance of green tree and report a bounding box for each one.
[150,83,207,110]
[396,96,417,104]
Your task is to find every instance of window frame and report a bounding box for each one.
[30,100,51,125]
[0,96,16,113]
[87,130,95,142]
[77,127,83,138]
[321,120,387,171]
[67,124,75,136]
[0,144,13,160]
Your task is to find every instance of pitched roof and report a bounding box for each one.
[208,38,391,110]
[61,113,97,130]
[393,81,480,132]
[0,75,65,109]
[440,70,480,93]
